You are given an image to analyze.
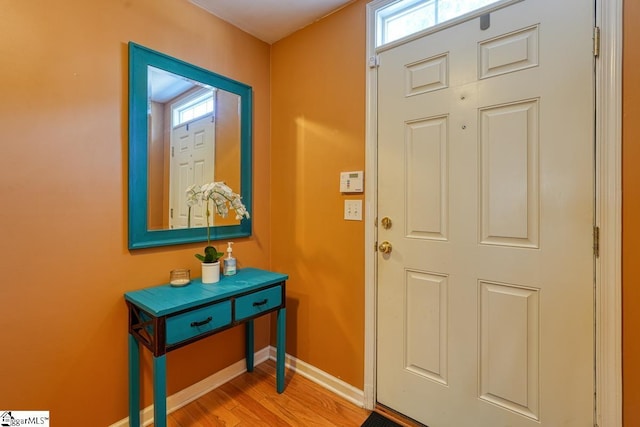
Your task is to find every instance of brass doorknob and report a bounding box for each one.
[379,241,393,254]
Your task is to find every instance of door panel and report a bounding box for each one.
[376,0,594,425]
[479,99,539,247]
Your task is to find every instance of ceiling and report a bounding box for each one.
[189,0,355,44]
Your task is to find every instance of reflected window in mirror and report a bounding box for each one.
[129,42,252,249]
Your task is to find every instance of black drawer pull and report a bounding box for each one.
[253,299,268,307]
[190,316,212,327]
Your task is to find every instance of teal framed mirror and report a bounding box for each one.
[128,42,252,249]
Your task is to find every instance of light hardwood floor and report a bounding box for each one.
[155,359,372,426]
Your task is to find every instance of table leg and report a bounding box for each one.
[153,355,167,427]
[245,319,255,372]
[128,334,140,427]
[276,307,286,393]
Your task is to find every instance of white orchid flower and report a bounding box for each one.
[184,181,250,222]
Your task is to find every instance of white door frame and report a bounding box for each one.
[363,1,622,425]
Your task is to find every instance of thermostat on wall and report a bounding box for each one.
[340,171,364,193]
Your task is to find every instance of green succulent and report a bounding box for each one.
[195,246,224,263]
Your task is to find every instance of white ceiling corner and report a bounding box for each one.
[189,0,354,44]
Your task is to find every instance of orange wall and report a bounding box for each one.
[3,0,635,424]
[271,0,367,388]
[623,0,640,424]
[0,1,270,425]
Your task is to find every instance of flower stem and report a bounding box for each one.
[206,200,211,245]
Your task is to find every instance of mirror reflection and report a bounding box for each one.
[147,67,241,231]
[128,42,252,250]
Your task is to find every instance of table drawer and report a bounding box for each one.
[235,285,282,321]
[166,301,232,345]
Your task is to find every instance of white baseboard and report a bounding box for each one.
[268,347,365,408]
[110,346,365,426]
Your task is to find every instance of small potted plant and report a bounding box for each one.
[195,246,224,284]
[186,182,250,284]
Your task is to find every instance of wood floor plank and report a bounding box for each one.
[197,391,267,426]
[219,381,294,426]
[153,359,370,426]
[253,363,368,426]
[224,375,337,425]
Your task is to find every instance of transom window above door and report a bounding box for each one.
[173,89,215,128]
[375,0,516,47]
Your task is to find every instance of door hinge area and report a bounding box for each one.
[593,26,600,57]
[593,225,600,258]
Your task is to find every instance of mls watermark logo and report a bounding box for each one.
[0,411,49,426]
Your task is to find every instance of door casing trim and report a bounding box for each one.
[363,1,622,425]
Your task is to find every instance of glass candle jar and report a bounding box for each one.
[170,269,191,286]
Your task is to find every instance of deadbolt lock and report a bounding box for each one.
[381,217,392,229]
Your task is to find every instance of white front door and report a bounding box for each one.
[169,114,215,229]
[376,0,594,425]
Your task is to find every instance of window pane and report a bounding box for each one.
[384,2,436,44]
[174,91,215,127]
[377,0,505,46]
[437,0,501,21]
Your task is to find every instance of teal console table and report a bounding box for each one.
[125,268,287,427]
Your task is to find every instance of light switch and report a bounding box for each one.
[344,200,363,221]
